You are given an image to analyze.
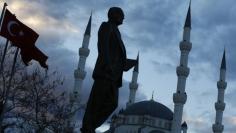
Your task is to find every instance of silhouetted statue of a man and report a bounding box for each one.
[80,7,137,133]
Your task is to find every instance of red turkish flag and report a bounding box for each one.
[20,46,48,69]
[0,9,38,48]
[0,9,48,69]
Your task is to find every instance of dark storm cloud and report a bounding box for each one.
[189,0,236,80]
[129,0,236,82]
[194,0,235,30]
[151,60,175,74]
[37,0,77,19]
[122,0,182,50]
[5,0,235,82]
[23,0,126,23]
[8,0,77,19]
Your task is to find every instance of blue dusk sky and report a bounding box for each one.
[0,0,236,133]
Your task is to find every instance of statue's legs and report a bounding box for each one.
[81,79,118,133]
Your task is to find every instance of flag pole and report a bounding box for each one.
[0,3,8,73]
[7,47,19,91]
[0,2,8,130]
[0,47,19,129]
[0,3,7,26]
[0,40,9,72]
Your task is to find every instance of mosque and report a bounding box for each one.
[70,2,227,133]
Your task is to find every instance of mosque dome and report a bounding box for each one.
[121,100,173,120]
[149,130,165,133]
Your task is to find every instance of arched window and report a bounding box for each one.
[132,117,135,123]
[158,120,162,127]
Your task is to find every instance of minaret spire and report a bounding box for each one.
[220,50,226,70]
[126,53,139,108]
[84,13,92,35]
[181,121,188,133]
[134,52,139,72]
[212,50,227,133]
[151,90,154,101]
[171,2,192,133]
[184,0,191,28]
[69,13,92,131]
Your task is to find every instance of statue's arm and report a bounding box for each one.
[123,59,137,71]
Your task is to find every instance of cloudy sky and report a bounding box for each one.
[0,0,236,133]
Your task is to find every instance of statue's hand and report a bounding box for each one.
[123,59,137,71]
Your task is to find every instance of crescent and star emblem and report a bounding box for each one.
[7,21,24,37]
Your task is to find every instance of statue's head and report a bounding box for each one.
[108,7,124,26]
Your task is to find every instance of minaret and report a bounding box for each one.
[212,50,227,133]
[70,14,92,113]
[171,2,192,133]
[181,121,188,133]
[126,53,139,107]
[68,14,92,132]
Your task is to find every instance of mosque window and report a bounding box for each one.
[152,119,156,126]
[125,117,129,123]
[159,121,162,127]
[164,122,169,129]
[132,117,135,123]
[139,117,143,124]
